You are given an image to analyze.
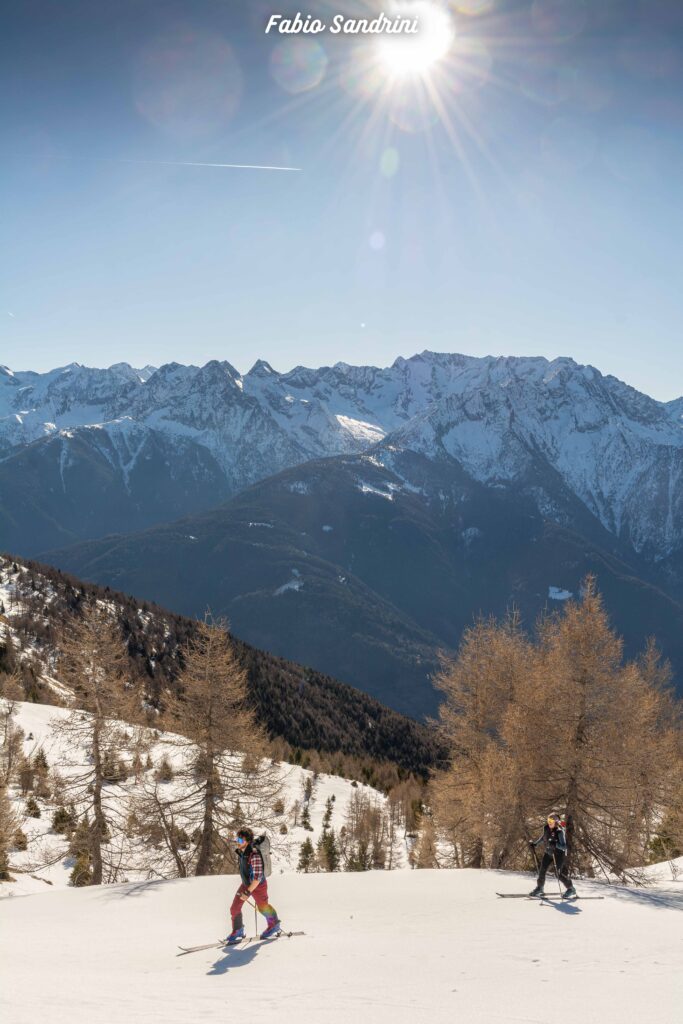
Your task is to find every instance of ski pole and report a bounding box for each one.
[552,853,563,896]
[529,841,540,874]
[245,896,258,938]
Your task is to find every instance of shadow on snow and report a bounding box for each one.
[208,941,269,975]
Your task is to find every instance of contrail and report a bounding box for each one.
[117,158,301,172]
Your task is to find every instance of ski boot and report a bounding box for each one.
[225,926,245,945]
[529,885,545,897]
[562,886,577,899]
[260,918,282,940]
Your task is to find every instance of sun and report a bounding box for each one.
[376,2,455,79]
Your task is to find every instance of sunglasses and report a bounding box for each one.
[235,837,247,844]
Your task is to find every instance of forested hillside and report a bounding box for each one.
[0,555,444,782]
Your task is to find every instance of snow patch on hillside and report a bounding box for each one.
[273,569,303,596]
[335,414,385,443]
[357,481,394,501]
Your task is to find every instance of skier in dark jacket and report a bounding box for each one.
[529,812,576,898]
[226,827,281,944]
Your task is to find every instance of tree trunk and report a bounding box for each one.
[468,836,484,868]
[154,792,187,878]
[195,761,215,876]
[91,723,105,885]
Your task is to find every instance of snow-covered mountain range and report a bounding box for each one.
[3,352,683,567]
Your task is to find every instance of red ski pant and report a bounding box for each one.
[230,880,277,931]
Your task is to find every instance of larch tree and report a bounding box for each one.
[154,617,282,877]
[533,579,679,878]
[1,688,24,786]
[0,783,20,879]
[432,579,682,878]
[342,788,390,870]
[432,611,535,869]
[54,600,136,885]
[0,688,22,882]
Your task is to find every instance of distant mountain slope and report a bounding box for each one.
[0,423,231,552]
[43,452,683,712]
[4,353,683,582]
[0,555,442,776]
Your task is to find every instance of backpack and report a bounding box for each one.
[253,835,272,877]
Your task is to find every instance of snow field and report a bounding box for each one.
[1,869,682,1024]
[3,702,683,1022]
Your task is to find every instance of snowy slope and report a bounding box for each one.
[383,357,683,560]
[1,868,681,1024]
[3,701,397,893]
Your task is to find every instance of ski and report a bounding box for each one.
[497,892,543,898]
[245,929,306,945]
[547,895,604,900]
[496,893,554,899]
[177,930,305,955]
[496,892,604,900]
[177,940,227,955]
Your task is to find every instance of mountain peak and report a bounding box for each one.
[107,362,147,383]
[392,350,472,370]
[145,361,198,384]
[247,359,276,377]
[135,365,158,381]
[198,359,241,379]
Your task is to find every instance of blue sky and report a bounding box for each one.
[1,1,682,399]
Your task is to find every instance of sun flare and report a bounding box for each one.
[376,2,455,78]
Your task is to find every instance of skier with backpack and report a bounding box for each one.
[225,827,281,944]
[528,812,577,899]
